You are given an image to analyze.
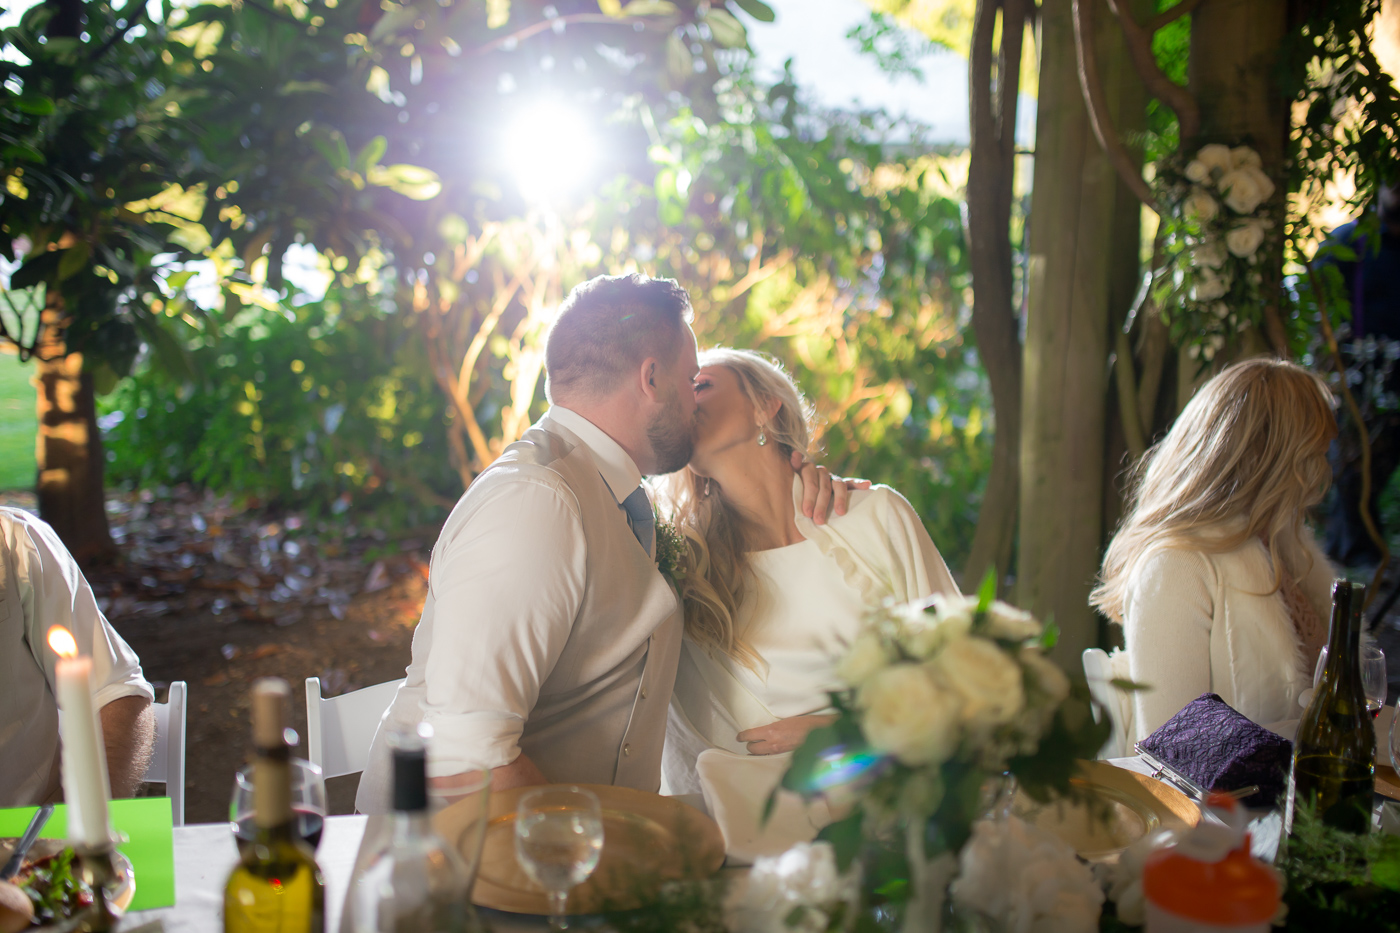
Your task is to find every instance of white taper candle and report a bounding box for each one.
[50,627,113,848]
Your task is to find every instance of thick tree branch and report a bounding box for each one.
[1104,0,1201,141]
[1147,0,1205,31]
[1073,0,1159,211]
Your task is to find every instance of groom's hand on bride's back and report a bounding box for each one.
[793,450,870,526]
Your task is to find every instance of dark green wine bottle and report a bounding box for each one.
[1286,580,1375,835]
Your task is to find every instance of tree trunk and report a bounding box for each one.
[1189,0,1290,356]
[36,287,115,565]
[963,0,1029,593]
[1018,0,1145,665]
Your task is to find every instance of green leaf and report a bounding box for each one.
[57,242,91,281]
[665,31,692,79]
[1109,677,1148,692]
[975,565,997,612]
[14,95,55,115]
[780,723,843,794]
[367,163,441,200]
[354,136,388,174]
[1037,617,1059,652]
[814,808,864,872]
[730,0,776,22]
[277,80,333,96]
[10,250,60,289]
[703,8,747,48]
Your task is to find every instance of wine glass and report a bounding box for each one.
[230,756,328,853]
[1313,644,1388,717]
[513,786,604,930]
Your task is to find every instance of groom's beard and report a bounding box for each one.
[647,390,695,475]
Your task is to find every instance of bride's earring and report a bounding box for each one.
[703,477,712,497]
[757,429,767,446]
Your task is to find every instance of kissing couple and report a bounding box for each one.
[357,272,960,857]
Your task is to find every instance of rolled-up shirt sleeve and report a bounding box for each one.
[18,512,153,711]
[420,474,588,775]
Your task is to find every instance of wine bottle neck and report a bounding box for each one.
[390,809,432,845]
[1322,583,1364,688]
[253,749,294,830]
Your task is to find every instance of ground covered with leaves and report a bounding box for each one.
[79,486,426,822]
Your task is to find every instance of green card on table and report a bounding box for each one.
[0,798,176,911]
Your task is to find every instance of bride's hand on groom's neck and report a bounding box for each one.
[793,451,870,526]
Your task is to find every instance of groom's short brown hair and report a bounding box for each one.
[545,273,694,400]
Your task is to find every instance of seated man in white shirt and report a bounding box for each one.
[1,507,156,807]
[358,274,853,809]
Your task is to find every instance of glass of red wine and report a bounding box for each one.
[230,755,328,853]
[1313,643,1388,718]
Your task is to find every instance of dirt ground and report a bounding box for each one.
[13,487,430,824]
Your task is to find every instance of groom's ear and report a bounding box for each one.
[638,357,661,402]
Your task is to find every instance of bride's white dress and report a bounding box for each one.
[662,479,960,861]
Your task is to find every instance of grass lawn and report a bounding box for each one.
[0,354,36,490]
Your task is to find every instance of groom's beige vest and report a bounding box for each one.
[505,420,683,788]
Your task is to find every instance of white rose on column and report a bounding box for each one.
[1183,187,1219,222]
[1226,218,1269,258]
[1219,165,1275,214]
[1195,143,1234,174]
[1184,159,1209,182]
[1191,268,1231,301]
[1229,146,1263,169]
[1193,239,1228,269]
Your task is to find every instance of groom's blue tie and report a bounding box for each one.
[621,485,655,558]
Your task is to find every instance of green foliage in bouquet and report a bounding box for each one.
[1275,801,1400,932]
[777,571,1109,920]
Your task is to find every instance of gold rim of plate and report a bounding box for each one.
[444,783,725,915]
[1012,760,1200,862]
[0,839,135,922]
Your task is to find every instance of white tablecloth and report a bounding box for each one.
[120,815,543,932]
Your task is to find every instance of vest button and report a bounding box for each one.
[623,743,632,756]
[640,687,648,699]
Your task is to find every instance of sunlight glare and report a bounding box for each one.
[501,100,600,204]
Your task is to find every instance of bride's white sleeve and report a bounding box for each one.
[874,485,961,600]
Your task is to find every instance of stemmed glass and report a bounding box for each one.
[1313,644,1388,717]
[514,786,604,931]
[230,756,328,853]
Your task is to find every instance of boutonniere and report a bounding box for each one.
[654,511,686,588]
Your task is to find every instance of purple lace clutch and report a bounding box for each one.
[1139,692,1292,808]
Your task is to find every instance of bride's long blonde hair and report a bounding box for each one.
[1091,357,1336,623]
[661,348,816,667]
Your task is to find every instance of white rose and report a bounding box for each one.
[836,630,891,687]
[1020,649,1071,704]
[723,842,858,933]
[1226,218,1268,258]
[1218,165,1275,214]
[902,593,976,658]
[1184,159,1209,182]
[1191,267,1230,301]
[952,817,1104,933]
[858,663,962,766]
[1195,143,1233,174]
[985,600,1041,640]
[931,635,1025,729]
[1193,238,1228,269]
[1229,145,1262,169]
[1183,187,1219,222]
[1212,302,1230,319]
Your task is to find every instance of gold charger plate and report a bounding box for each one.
[451,783,725,915]
[0,838,136,916]
[1012,760,1200,862]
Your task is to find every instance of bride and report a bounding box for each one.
[660,348,960,858]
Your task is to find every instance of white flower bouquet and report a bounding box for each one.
[1153,143,1277,362]
[774,575,1109,931]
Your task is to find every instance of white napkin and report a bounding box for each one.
[695,748,834,865]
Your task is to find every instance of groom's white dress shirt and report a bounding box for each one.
[356,406,683,812]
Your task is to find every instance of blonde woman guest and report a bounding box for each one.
[659,348,959,858]
[1090,358,1338,744]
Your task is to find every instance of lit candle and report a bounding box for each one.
[48,625,113,849]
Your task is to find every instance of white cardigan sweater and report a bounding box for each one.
[1119,531,1335,744]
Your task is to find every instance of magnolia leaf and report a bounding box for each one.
[14,95,54,115]
[704,8,747,48]
[165,218,212,254]
[1036,617,1059,652]
[814,808,863,872]
[354,136,388,174]
[730,0,776,22]
[665,31,692,79]
[975,565,997,612]
[779,723,843,794]
[367,164,441,200]
[56,242,91,281]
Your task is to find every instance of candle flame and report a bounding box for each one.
[47,625,78,659]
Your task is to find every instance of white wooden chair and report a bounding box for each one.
[142,681,188,826]
[1082,649,1131,760]
[304,677,405,778]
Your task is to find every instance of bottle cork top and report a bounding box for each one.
[251,678,290,748]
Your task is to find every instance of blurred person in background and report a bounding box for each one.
[1,507,155,807]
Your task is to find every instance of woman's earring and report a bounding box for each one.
[703,477,712,497]
[757,429,767,447]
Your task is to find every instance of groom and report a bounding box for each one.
[358,273,849,810]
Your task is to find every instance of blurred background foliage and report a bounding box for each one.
[50,0,993,559]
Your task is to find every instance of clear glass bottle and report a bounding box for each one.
[223,678,326,933]
[1286,579,1376,835]
[348,728,477,933]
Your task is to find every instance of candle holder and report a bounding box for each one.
[70,842,122,933]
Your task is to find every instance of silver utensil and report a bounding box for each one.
[1,803,54,880]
